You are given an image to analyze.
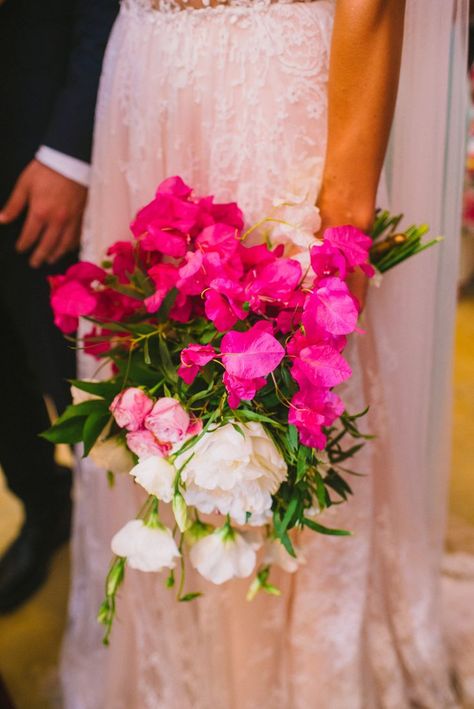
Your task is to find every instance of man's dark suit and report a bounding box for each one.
[0,0,118,610]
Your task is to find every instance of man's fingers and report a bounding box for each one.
[0,180,28,224]
[29,223,63,268]
[46,222,78,265]
[15,211,44,254]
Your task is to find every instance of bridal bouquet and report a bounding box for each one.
[44,177,438,642]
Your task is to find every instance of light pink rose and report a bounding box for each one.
[110,388,154,432]
[144,397,191,444]
[126,430,170,459]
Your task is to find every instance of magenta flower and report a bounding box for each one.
[110,388,154,432]
[107,242,136,283]
[50,280,97,329]
[246,258,302,305]
[310,241,347,280]
[289,388,345,448]
[323,225,375,277]
[144,263,179,313]
[140,227,188,258]
[131,193,199,240]
[303,277,359,336]
[156,176,193,199]
[221,321,285,379]
[178,344,216,384]
[223,372,267,409]
[291,344,351,390]
[65,261,106,285]
[204,289,247,332]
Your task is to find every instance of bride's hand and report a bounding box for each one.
[345,267,368,313]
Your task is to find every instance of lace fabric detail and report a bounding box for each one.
[122,0,320,16]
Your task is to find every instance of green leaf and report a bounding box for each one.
[158,288,178,321]
[280,498,298,534]
[302,517,351,536]
[296,445,310,482]
[83,413,111,456]
[287,425,298,453]
[158,336,178,383]
[179,592,202,602]
[56,399,108,425]
[69,379,121,402]
[236,409,285,430]
[41,416,86,444]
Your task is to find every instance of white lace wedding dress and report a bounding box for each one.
[61,1,473,707]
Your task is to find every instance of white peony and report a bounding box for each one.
[111,519,180,572]
[129,456,176,503]
[189,526,260,584]
[176,422,287,526]
[263,537,306,574]
[89,436,135,475]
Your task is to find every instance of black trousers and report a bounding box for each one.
[0,218,76,521]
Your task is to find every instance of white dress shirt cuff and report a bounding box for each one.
[35,146,91,187]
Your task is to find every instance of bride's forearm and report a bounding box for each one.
[318,0,406,231]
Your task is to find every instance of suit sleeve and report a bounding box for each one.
[41,0,119,164]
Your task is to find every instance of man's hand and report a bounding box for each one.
[0,160,87,268]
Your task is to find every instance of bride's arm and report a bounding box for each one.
[318,0,406,304]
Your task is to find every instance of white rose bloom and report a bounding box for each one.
[89,436,135,475]
[111,519,180,572]
[130,456,176,503]
[189,526,260,584]
[176,422,287,526]
[263,537,306,574]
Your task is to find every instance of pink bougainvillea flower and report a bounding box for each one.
[323,225,375,277]
[93,288,142,323]
[144,397,191,444]
[246,258,302,304]
[238,242,284,269]
[221,321,285,379]
[144,263,179,313]
[83,327,114,358]
[291,344,351,389]
[169,291,193,323]
[106,242,136,283]
[209,201,244,231]
[310,241,347,280]
[303,276,359,336]
[110,388,154,432]
[177,251,206,295]
[65,261,106,285]
[131,192,199,239]
[126,430,169,459]
[140,227,188,258]
[223,372,267,409]
[178,343,216,384]
[289,389,345,449]
[204,289,247,332]
[51,280,97,319]
[195,223,239,261]
[156,176,193,199]
[287,327,347,358]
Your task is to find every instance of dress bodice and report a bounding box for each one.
[123,0,324,14]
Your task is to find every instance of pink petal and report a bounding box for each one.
[303,277,359,336]
[221,322,285,379]
[51,280,97,317]
[291,345,351,389]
